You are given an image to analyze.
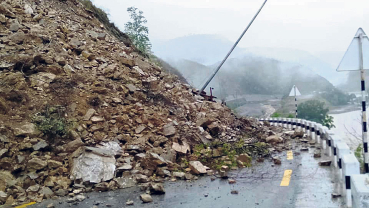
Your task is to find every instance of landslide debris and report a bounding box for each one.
[0,0,284,206]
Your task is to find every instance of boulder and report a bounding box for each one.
[33,140,49,151]
[149,183,165,194]
[140,194,153,203]
[189,161,207,175]
[9,21,21,32]
[314,151,321,158]
[272,156,281,165]
[91,116,104,123]
[292,130,304,138]
[172,142,190,154]
[173,172,185,179]
[64,138,84,153]
[0,171,14,192]
[83,109,96,121]
[0,14,5,24]
[136,174,149,183]
[228,179,236,184]
[319,160,332,166]
[13,123,40,137]
[0,191,7,203]
[162,123,176,136]
[47,160,63,169]
[70,147,116,183]
[0,149,7,158]
[135,125,146,134]
[40,187,54,199]
[207,122,220,136]
[148,152,167,166]
[266,135,283,144]
[237,154,251,165]
[27,158,47,170]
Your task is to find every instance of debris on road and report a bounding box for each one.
[228,179,236,184]
[319,160,332,166]
[140,194,153,203]
[273,156,282,165]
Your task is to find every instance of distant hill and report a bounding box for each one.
[168,57,337,101]
[152,34,346,85]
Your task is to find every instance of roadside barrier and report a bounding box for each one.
[259,117,365,208]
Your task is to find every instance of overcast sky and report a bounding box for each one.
[91,0,368,56]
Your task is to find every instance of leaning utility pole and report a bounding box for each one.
[199,0,268,93]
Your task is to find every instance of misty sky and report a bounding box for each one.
[91,0,368,57]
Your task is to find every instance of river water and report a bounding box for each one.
[330,110,362,150]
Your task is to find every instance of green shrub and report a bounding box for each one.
[355,144,364,173]
[32,106,69,139]
[271,112,281,118]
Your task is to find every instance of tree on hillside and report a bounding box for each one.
[297,100,335,129]
[124,7,151,54]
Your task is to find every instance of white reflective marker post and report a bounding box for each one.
[289,85,301,118]
[337,28,369,173]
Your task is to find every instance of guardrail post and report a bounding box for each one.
[301,120,306,132]
[305,120,309,136]
[311,122,316,141]
[297,119,301,131]
[320,126,329,150]
[337,142,351,183]
[342,154,360,208]
[331,135,342,168]
[351,174,369,208]
[316,124,322,147]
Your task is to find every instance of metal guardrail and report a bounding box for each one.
[259,117,365,208]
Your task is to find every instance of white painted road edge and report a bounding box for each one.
[261,117,365,208]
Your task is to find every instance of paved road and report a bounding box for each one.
[30,141,344,208]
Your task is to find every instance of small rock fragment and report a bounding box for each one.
[126,200,134,205]
[228,179,236,184]
[319,160,332,166]
[272,156,281,165]
[189,161,207,175]
[331,193,341,198]
[231,190,239,194]
[140,194,153,203]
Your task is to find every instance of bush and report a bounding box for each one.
[36,117,68,137]
[32,106,69,139]
[271,112,281,118]
[297,100,334,128]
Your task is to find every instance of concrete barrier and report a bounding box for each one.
[342,154,360,207]
[258,117,367,208]
[306,120,311,137]
[311,121,316,141]
[331,135,343,168]
[301,119,306,132]
[287,118,292,129]
[351,174,369,208]
[336,142,351,182]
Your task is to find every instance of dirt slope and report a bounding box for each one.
[0,0,279,205]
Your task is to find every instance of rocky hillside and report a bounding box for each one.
[0,0,279,206]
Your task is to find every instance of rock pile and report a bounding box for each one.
[0,0,283,206]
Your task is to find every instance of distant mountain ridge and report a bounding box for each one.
[152,34,346,85]
[168,57,336,101]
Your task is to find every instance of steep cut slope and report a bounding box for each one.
[0,0,276,206]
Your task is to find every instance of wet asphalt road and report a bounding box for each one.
[30,141,344,208]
